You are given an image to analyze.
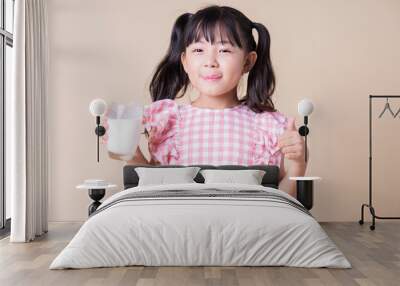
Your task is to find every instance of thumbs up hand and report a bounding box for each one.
[277,117,306,166]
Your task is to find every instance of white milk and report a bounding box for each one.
[107,118,142,156]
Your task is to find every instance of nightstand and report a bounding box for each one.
[76,180,117,216]
[289,177,321,210]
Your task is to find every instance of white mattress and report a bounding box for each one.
[50,183,351,269]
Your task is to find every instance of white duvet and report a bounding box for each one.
[50,183,351,269]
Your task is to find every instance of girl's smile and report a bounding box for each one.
[201,74,222,81]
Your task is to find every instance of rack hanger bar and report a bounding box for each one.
[370,95,400,98]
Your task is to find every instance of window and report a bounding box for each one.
[0,0,14,236]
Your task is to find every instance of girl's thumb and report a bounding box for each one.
[286,117,297,131]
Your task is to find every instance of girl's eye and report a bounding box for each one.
[192,49,231,53]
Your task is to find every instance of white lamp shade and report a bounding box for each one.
[89,99,107,116]
[298,99,314,116]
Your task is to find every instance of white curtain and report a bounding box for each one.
[8,0,49,242]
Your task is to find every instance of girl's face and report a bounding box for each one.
[181,32,256,99]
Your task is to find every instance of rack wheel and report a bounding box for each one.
[358,220,364,225]
[370,225,375,231]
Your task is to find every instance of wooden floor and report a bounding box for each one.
[0,222,399,286]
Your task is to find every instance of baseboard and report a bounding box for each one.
[48,220,85,224]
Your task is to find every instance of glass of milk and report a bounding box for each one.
[107,102,143,158]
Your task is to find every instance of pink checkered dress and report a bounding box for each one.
[142,99,289,167]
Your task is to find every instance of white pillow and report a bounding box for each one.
[135,167,201,186]
[200,169,266,185]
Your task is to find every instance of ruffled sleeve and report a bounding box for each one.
[142,99,180,165]
[253,111,289,166]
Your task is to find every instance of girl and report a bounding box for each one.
[106,5,307,197]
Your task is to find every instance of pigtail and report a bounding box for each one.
[245,22,276,113]
[149,13,192,102]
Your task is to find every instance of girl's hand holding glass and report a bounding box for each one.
[101,103,143,162]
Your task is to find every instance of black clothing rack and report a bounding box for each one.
[359,95,400,230]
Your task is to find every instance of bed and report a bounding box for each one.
[49,164,351,269]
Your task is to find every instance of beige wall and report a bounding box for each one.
[47,0,400,222]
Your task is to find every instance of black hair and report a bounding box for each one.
[149,5,276,113]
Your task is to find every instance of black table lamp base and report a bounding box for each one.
[296,181,313,210]
[88,189,105,216]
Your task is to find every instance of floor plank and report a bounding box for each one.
[0,222,399,286]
